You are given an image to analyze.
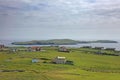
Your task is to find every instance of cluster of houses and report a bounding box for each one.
[82,46,116,51]
[81,46,120,56]
[0,44,71,54]
[0,45,72,64]
[8,46,43,52]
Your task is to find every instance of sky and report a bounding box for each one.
[0,0,120,40]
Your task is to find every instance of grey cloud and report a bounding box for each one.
[91,8,120,19]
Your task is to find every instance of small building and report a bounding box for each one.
[27,46,42,52]
[52,56,66,64]
[32,59,39,63]
[58,46,70,52]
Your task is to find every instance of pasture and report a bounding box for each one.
[0,47,120,80]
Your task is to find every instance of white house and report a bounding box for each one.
[52,56,66,64]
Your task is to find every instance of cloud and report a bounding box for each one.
[0,0,50,12]
[1,0,120,40]
[0,0,120,21]
[0,0,120,16]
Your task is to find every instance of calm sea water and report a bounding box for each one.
[0,40,120,50]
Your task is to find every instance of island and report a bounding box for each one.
[11,39,118,45]
[11,39,79,45]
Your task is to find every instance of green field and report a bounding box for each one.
[0,47,120,80]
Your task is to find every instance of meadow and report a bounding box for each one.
[0,47,120,80]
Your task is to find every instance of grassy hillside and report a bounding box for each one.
[0,47,120,80]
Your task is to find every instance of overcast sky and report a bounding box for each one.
[0,0,120,40]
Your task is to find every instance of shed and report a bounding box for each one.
[32,59,39,63]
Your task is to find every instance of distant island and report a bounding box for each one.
[11,39,118,45]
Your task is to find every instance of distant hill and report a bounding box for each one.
[11,39,118,45]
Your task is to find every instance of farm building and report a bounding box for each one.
[58,46,70,52]
[52,56,66,64]
[27,46,42,52]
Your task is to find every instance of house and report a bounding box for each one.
[52,56,66,64]
[27,46,42,52]
[58,46,70,52]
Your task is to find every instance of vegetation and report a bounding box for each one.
[0,47,120,80]
[12,39,118,45]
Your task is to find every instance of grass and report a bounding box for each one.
[0,47,120,80]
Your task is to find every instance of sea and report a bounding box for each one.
[0,40,120,51]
